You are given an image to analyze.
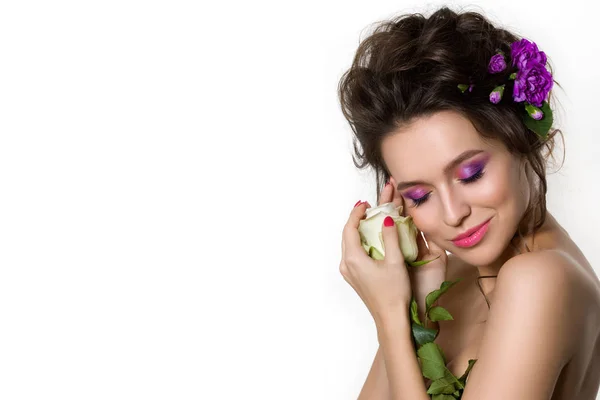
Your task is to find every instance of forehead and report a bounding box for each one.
[382,111,495,180]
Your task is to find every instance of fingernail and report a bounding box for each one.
[354,200,362,208]
[384,216,394,227]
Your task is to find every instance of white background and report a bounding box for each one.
[0,0,598,399]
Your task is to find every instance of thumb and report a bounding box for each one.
[381,216,403,265]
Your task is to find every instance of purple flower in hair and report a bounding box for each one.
[489,84,505,104]
[513,63,553,107]
[488,53,507,73]
[511,38,547,70]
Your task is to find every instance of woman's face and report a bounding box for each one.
[382,110,531,267]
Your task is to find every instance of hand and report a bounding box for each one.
[340,199,412,325]
[379,178,448,277]
[379,178,449,330]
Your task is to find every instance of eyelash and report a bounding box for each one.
[409,169,486,207]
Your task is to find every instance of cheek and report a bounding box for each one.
[473,169,516,206]
[409,212,439,237]
[473,163,529,219]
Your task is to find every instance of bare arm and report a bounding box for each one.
[376,309,431,400]
[357,346,390,400]
[357,262,446,399]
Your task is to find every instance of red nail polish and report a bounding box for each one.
[384,216,394,227]
[354,200,362,207]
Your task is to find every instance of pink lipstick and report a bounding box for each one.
[451,218,492,248]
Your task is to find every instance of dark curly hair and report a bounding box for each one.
[338,6,564,260]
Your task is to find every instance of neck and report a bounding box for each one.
[475,210,555,284]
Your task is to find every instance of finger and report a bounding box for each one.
[387,177,406,216]
[378,180,394,206]
[342,200,371,260]
[381,215,403,265]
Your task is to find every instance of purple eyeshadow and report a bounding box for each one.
[406,188,428,200]
[402,155,489,202]
[458,160,485,179]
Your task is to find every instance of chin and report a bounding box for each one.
[453,242,502,267]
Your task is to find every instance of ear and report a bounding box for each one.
[519,157,533,180]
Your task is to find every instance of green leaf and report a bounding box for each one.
[425,279,462,311]
[457,83,469,93]
[453,390,460,397]
[458,359,478,385]
[522,100,553,139]
[410,297,422,326]
[509,72,517,80]
[427,374,457,395]
[432,395,456,400]
[411,322,438,347]
[448,372,464,391]
[407,255,441,267]
[429,306,454,322]
[439,365,465,391]
[425,357,466,392]
[417,342,446,380]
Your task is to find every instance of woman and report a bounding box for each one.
[337,6,600,400]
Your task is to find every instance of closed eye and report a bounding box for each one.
[410,193,430,207]
[407,169,486,207]
[460,169,485,183]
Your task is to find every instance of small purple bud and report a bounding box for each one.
[489,91,501,104]
[488,53,507,74]
[525,103,544,120]
[489,84,505,104]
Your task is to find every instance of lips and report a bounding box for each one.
[452,218,492,241]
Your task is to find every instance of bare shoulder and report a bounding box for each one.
[498,250,570,282]
[498,249,597,300]
[460,249,594,398]
[493,249,599,358]
[496,249,585,307]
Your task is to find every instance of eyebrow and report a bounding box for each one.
[396,149,485,191]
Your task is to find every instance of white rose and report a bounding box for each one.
[358,202,419,262]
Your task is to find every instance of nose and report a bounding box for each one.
[439,185,471,227]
